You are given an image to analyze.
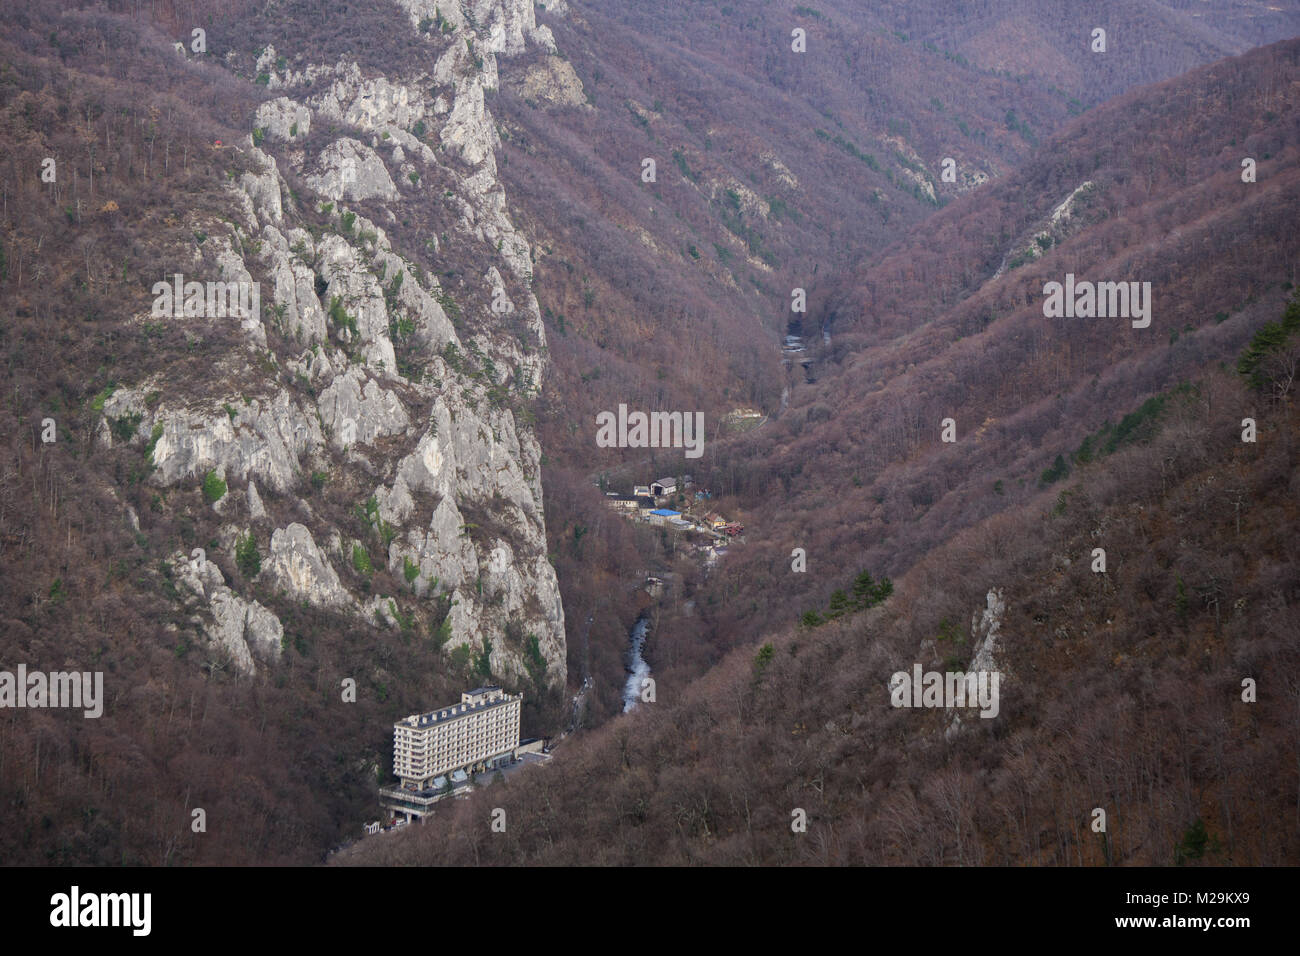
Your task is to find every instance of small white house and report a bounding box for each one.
[651,477,678,497]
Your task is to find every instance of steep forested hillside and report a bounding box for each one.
[685,37,1300,659]
[0,0,573,863]
[0,0,1296,868]
[491,1,1300,717]
[509,0,1297,464]
[340,35,1300,867]
[340,355,1300,864]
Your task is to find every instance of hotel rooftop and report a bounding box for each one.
[398,686,515,729]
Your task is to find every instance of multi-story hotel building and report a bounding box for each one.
[391,686,522,791]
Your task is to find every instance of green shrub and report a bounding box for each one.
[474,639,493,679]
[525,633,546,681]
[110,412,142,443]
[814,128,880,171]
[1238,292,1300,391]
[351,543,372,575]
[1175,818,1210,864]
[328,296,357,336]
[435,289,461,322]
[433,614,452,648]
[90,384,117,412]
[1039,453,1070,487]
[142,426,163,463]
[235,532,261,577]
[388,600,415,633]
[201,470,227,503]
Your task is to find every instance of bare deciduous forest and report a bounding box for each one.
[342,364,1300,865]
[0,0,1297,867]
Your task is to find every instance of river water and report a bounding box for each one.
[622,616,651,713]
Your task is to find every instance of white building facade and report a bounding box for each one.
[392,687,522,791]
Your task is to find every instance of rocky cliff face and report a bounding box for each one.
[101,0,566,688]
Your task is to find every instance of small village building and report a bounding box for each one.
[651,477,678,497]
[604,493,639,512]
[649,508,680,526]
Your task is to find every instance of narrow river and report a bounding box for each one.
[622,616,651,713]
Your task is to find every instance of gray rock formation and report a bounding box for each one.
[99,0,567,687]
[173,551,284,677]
[308,138,399,202]
[247,480,267,521]
[317,368,410,451]
[945,588,1006,741]
[104,389,323,495]
[255,96,312,141]
[262,523,354,611]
